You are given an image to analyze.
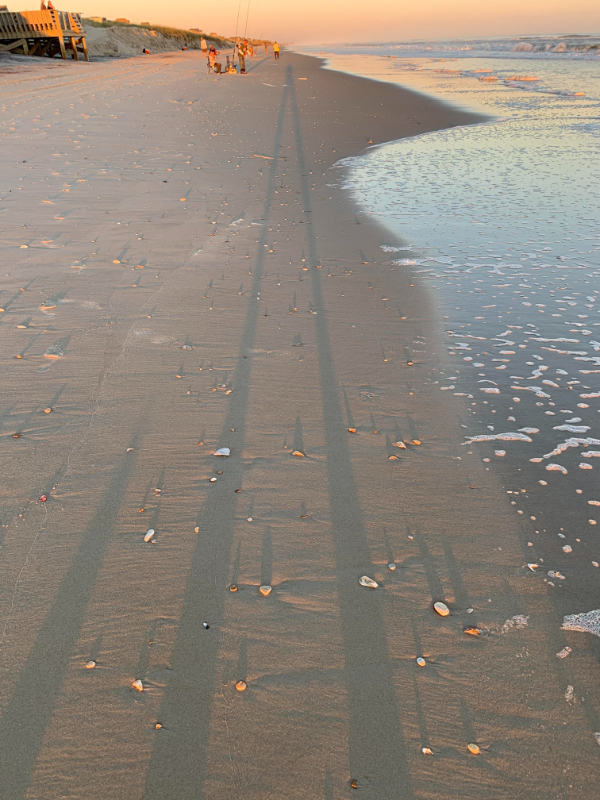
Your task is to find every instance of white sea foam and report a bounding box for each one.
[463,432,532,444]
[561,609,600,639]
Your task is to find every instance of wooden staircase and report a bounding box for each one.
[0,8,88,60]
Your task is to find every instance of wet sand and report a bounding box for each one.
[0,50,598,799]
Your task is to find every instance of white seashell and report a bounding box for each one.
[467,743,480,755]
[144,529,155,542]
[259,585,272,596]
[416,657,426,667]
[359,575,378,589]
[527,563,538,571]
[132,679,144,692]
[209,477,217,482]
[433,601,450,617]
[85,660,96,669]
[214,447,230,457]
[388,562,396,571]
[126,447,134,452]
[292,450,305,457]
[422,746,433,755]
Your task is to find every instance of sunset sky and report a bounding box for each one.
[68,0,599,42]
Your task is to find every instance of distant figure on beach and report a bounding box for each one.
[238,40,248,74]
[201,37,207,54]
[40,1,47,9]
[264,43,268,55]
[47,0,54,8]
[273,42,280,60]
[208,46,221,74]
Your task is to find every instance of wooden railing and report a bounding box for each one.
[0,9,85,39]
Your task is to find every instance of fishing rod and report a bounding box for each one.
[243,0,251,39]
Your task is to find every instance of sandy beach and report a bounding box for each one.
[0,48,598,799]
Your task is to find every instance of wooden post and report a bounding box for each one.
[58,36,66,59]
[69,36,78,60]
[80,35,88,62]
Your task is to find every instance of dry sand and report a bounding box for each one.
[0,49,598,799]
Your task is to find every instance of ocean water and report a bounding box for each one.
[299,38,600,609]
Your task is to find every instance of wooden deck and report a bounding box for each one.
[0,9,88,60]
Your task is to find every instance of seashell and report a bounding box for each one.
[144,529,155,542]
[155,723,162,730]
[85,660,96,669]
[203,622,209,629]
[416,657,426,667]
[43,408,52,414]
[422,746,433,755]
[216,470,223,475]
[126,447,134,452]
[388,562,396,571]
[433,601,450,617]
[39,495,47,502]
[350,779,358,789]
[209,477,217,482]
[230,584,238,592]
[359,575,378,589]
[214,447,230,457]
[194,526,200,533]
[235,680,247,691]
[348,428,357,433]
[259,585,272,596]
[394,441,407,449]
[467,743,480,755]
[292,450,305,457]
[412,440,421,445]
[132,679,144,692]
[527,563,538,571]
[247,517,253,522]
[464,627,481,636]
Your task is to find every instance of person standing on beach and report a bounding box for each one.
[201,37,207,55]
[273,42,280,60]
[238,40,248,74]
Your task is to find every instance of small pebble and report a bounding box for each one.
[203,622,209,629]
[433,601,449,617]
[155,723,162,730]
[132,679,143,692]
[39,495,47,502]
[194,526,200,533]
[350,779,358,789]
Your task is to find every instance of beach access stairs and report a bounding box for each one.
[0,8,88,60]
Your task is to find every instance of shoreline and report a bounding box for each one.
[0,49,597,799]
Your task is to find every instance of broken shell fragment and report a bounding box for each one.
[291,450,305,457]
[235,680,247,692]
[464,627,481,636]
[433,601,450,617]
[132,679,144,692]
[527,563,539,571]
[422,746,433,755]
[348,428,357,433]
[259,585,272,596]
[144,529,155,543]
[416,657,426,667]
[155,723,162,730]
[394,441,407,449]
[194,526,200,533]
[359,575,378,589]
[214,447,230,457]
[467,743,480,755]
[85,660,96,669]
[229,584,238,592]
